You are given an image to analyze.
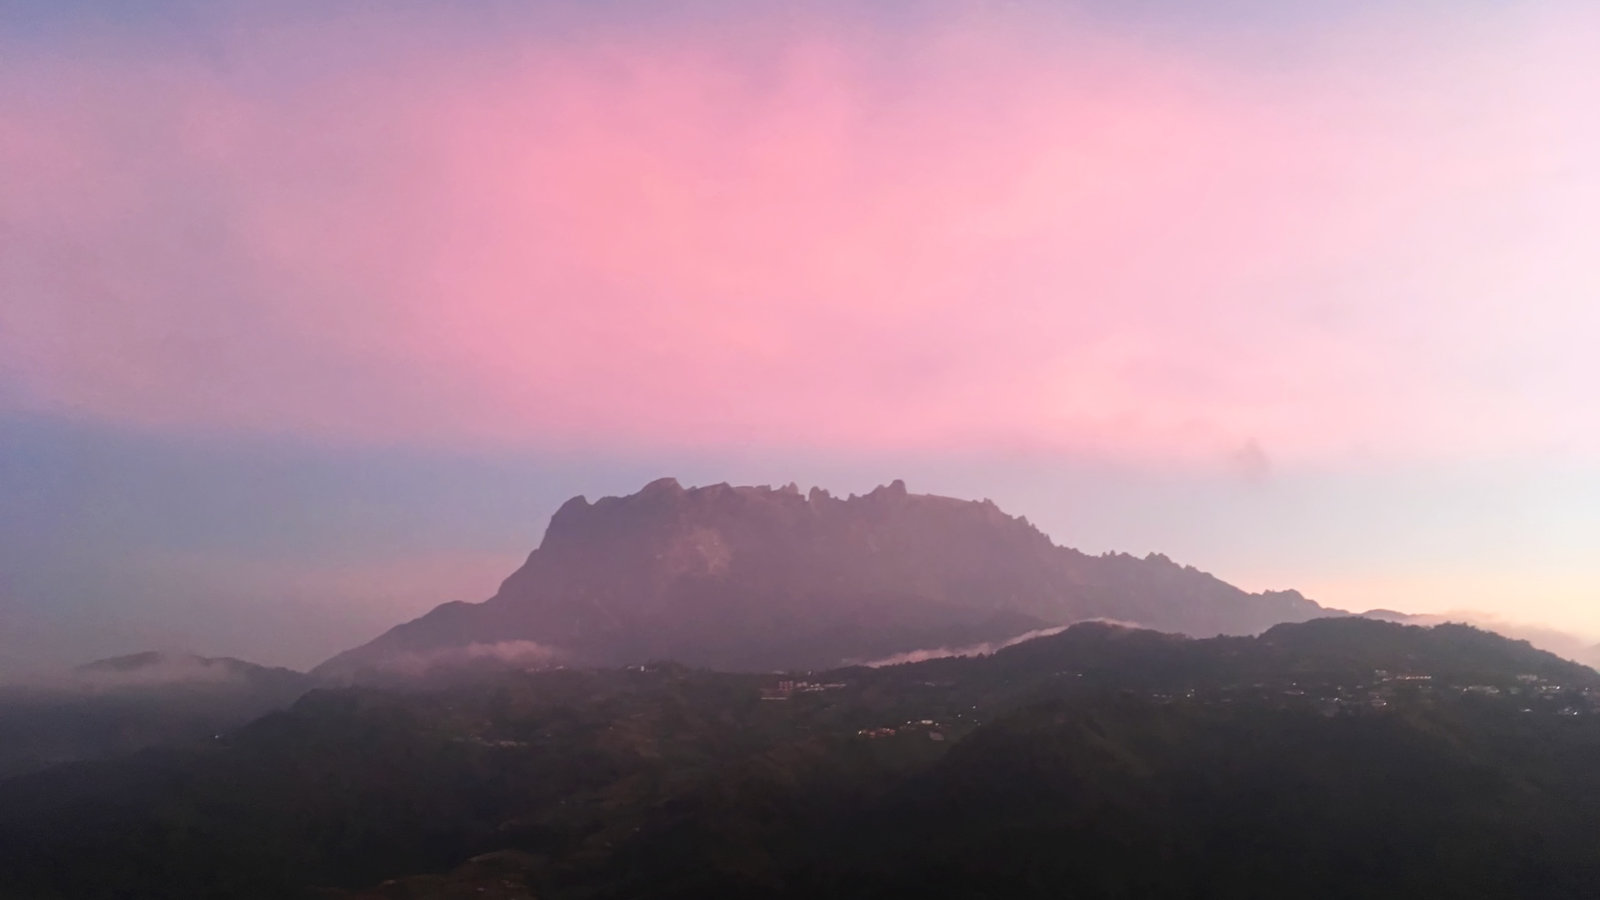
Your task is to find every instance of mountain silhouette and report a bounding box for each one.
[73,651,305,688]
[317,478,1328,678]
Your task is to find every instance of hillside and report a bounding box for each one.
[4,619,1600,898]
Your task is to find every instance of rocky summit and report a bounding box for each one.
[315,478,1328,678]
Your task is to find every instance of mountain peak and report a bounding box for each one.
[316,478,1328,679]
[640,475,685,496]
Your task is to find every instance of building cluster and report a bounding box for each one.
[856,719,946,741]
[1148,670,1600,718]
[760,679,848,701]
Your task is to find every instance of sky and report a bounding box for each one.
[2,0,1598,675]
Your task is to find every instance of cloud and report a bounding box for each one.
[362,640,565,678]
[853,624,1076,667]
[68,653,254,688]
[1228,439,1272,485]
[2,4,1597,466]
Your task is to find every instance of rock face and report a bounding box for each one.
[315,478,1328,678]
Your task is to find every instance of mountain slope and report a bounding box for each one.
[1357,608,1600,669]
[318,478,1327,678]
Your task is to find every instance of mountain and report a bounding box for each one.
[5,619,1600,899]
[71,651,308,688]
[981,616,1599,690]
[0,652,312,779]
[317,478,1328,678]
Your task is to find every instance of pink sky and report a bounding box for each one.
[4,4,1596,468]
[2,2,1598,666]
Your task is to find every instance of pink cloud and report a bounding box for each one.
[3,6,1597,466]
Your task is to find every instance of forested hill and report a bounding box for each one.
[2,618,1598,899]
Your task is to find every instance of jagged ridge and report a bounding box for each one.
[316,478,1327,678]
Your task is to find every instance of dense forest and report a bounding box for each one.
[4,618,1600,899]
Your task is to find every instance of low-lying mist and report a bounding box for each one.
[851,619,1148,668]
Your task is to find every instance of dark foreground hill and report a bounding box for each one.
[4,618,1600,899]
[318,478,1326,678]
